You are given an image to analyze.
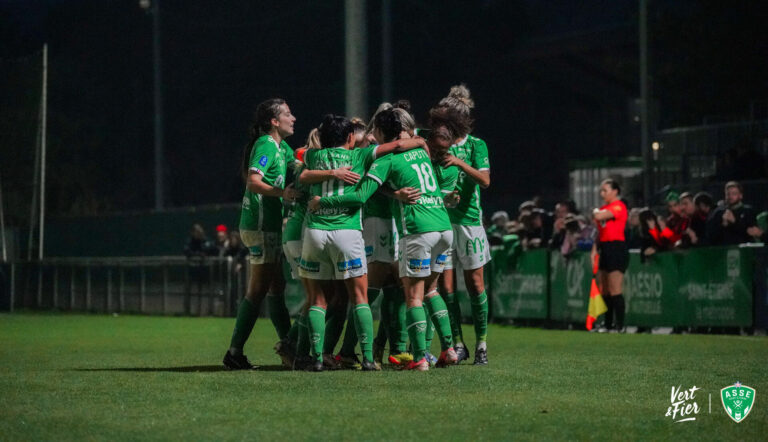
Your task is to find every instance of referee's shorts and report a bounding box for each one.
[598,240,629,273]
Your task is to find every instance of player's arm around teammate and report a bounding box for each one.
[223,98,299,370]
[432,86,492,365]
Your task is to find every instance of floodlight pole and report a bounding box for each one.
[38,43,48,260]
[345,0,368,118]
[381,0,392,102]
[151,0,165,210]
[639,0,652,203]
[0,173,7,263]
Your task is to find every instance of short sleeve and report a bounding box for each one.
[609,202,626,221]
[471,139,490,171]
[365,156,392,185]
[249,138,277,176]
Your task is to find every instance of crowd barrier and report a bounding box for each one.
[1,244,765,330]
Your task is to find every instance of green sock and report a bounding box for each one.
[307,306,326,361]
[470,291,489,346]
[374,288,390,348]
[406,306,428,361]
[323,304,345,355]
[229,297,260,353]
[443,291,464,345]
[296,311,310,358]
[339,304,357,356]
[424,311,434,353]
[388,287,407,353]
[267,293,292,340]
[425,295,453,351]
[353,303,374,362]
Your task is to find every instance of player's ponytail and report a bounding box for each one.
[241,98,286,181]
[438,84,474,117]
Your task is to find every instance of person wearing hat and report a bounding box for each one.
[661,191,693,247]
[487,211,509,245]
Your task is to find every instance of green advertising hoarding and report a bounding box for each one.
[676,246,754,327]
[491,248,548,319]
[549,251,592,323]
[624,251,682,326]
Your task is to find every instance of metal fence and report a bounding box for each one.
[2,256,246,316]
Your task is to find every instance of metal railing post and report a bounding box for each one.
[53,264,59,309]
[225,258,233,317]
[106,267,113,312]
[140,266,146,313]
[184,260,191,315]
[36,264,43,308]
[70,265,75,310]
[9,263,15,312]
[119,264,125,312]
[85,261,92,311]
[162,260,168,314]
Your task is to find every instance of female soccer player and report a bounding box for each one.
[298,114,425,371]
[435,85,492,365]
[223,98,301,370]
[591,178,629,332]
[310,108,459,371]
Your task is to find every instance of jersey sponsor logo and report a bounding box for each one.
[464,236,486,255]
[299,259,320,273]
[408,258,431,271]
[259,155,268,166]
[435,254,448,266]
[337,258,363,272]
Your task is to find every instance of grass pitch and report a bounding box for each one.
[1,313,766,441]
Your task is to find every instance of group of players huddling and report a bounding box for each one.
[223,85,492,372]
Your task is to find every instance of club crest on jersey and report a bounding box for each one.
[259,155,268,167]
[721,382,756,423]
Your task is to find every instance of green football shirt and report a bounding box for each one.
[282,163,309,244]
[304,145,378,230]
[447,135,489,226]
[239,135,293,232]
[319,148,451,236]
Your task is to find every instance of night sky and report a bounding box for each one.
[1,0,767,225]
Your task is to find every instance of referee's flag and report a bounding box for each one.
[586,254,607,330]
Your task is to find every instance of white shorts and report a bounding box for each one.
[283,240,303,279]
[299,229,368,280]
[444,224,491,271]
[397,230,453,278]
[241,230,282,265]
[363,217,398,264]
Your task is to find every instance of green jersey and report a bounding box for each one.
[319,148,451,236]
[283,162,309,244]
[239,135,293,232]
[305,145,378,230]
[447,135,489,226]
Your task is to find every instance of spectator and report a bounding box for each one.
[559,214,596,256]
[487,211,509,245]
[518,200,535,217]
[661,191,695,248]
[708,181,762,245]
[638,208,667,259]
[625,207,643,249]
[549,199,578,250]
[691,192,715,245]
[184,223,216,258]
[519,209,545,250]
[214,224,230,256]
[224,231,249,273]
